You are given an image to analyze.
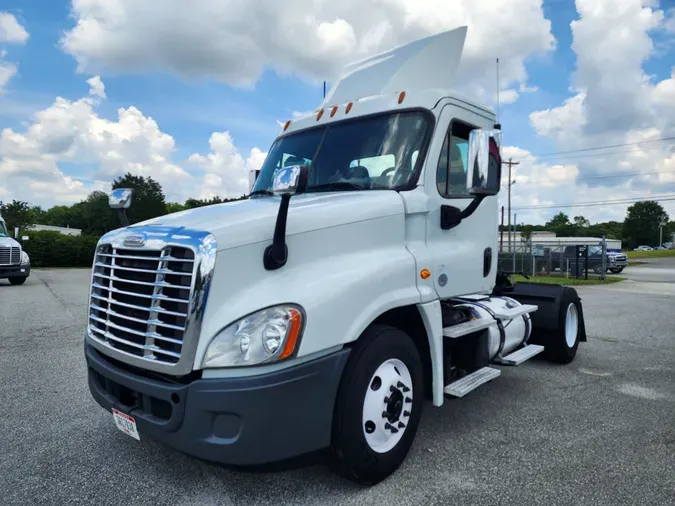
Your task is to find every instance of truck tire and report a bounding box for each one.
[9,276,27,285]
[544,287,581,364]
[593,264,604,274]
[331,324,423,485]
[609,267,624,274]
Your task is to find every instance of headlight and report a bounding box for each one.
[202,305,304,368]
[608,255,616,261]
[21,251,30,264]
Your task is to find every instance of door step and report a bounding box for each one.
[443,367,501,398]
[443,318,496,338]
[493,304,538,320]
[494,344,545,366]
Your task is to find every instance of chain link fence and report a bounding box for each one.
[497,239,625,280]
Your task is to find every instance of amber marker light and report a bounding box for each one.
[283,120,291,131]
[398,91,406,104]
[330,106,338,117]
[316,109,324,120]
[345,102,353,114]
[420,269,431,279]
[279,308,303,359]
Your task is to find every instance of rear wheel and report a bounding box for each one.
[544,288,581,364]
[9,276,27,285]
[331,325,423,485]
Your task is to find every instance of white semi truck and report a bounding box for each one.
[84,26,587,485]
[0,213,31,285]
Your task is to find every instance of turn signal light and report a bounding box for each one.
[420,269,431,279]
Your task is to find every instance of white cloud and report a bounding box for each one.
[187,132,266,199]
[520,0,675,225]
[86,75,106,99]
[0,12,29,44]
[0,77,266,208]
[60,0,554,104]
[0,12,28,93]
[0,60,17,93]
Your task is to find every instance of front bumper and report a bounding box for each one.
[0,264,30,278]
[85,343,350,466]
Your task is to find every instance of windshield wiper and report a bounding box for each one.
[248,189,275,197]
[308,181,365,192]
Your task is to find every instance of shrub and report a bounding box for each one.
[22,231,99,268]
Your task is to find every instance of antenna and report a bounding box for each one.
[495,58,501,129]
[323,81,326,99]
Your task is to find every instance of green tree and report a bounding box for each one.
[166,202,187,214]
[112,173,167,224]
[42,203,86,230]
[545,212,578,237]
[573,215,590,228]
[81,191,119,235]
[623,201,669,248]
[0,200,35,233]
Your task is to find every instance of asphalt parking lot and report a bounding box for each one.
[1,265,674,506]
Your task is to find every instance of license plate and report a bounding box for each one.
[112,408,140,441]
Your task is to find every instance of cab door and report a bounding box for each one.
[423,102,499,298]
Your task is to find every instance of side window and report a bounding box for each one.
[436,121,472,198]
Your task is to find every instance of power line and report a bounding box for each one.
[516,168,675,185]
[528,144,670,163]
[512,195,675,211]
[523,136,675,159]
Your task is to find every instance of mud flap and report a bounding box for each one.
[498,282,587,344]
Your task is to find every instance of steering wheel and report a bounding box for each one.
[381,167,396,178]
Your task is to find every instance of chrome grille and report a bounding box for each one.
[88,244,196,365]
[0,246,21,266]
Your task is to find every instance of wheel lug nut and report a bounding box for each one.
[384,396,390,403]
[398,422,405,429]
[405,397,412,403]
[404,410,410,417]
[382,411,388,418]
[390,385,395,392]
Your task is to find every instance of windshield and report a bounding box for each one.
[252,111,431,194]
[588,246,603,255]
[0,221,8,237]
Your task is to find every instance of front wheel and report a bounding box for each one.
[331,325,423,485]
[9,276,27,285]
[609,267,624,274]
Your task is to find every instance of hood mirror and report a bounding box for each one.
[109,188,133,209]
[271,165,308,196]
[109,188,133,227]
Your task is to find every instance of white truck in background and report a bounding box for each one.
[84,26,587,485]
[0,214,30,285]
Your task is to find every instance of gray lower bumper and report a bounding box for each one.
[85,343,350,466]
[0,264,30,278]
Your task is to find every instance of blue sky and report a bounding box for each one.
[1,0,674,224]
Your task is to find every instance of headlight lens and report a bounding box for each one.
[202,305,304,368]
[21,251,29,264]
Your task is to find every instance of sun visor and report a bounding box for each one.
[321,26,467,108]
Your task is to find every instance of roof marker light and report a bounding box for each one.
[345,102,353,114]
[283,120,291,131]
[330,106,338,117]
[317,109,324,121]
[398,91,406,104]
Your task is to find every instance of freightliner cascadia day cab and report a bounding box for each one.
[84,26,587,485]
[0,214,31,285]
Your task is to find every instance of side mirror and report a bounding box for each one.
[271,165,308,196]
[109,188,133,209]
[249,169,260,193]
[466,129,503,196]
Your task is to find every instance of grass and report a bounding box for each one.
[512,274,624,286]
[625,249,675,259]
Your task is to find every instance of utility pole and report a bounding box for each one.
[503,158,519,254]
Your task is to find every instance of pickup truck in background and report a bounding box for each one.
[551,245,627,274]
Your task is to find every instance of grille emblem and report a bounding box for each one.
[123,233,146,247]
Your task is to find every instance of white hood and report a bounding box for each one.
[321,25,467,107]
[135,191,405,251]
[0,236,20,248]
